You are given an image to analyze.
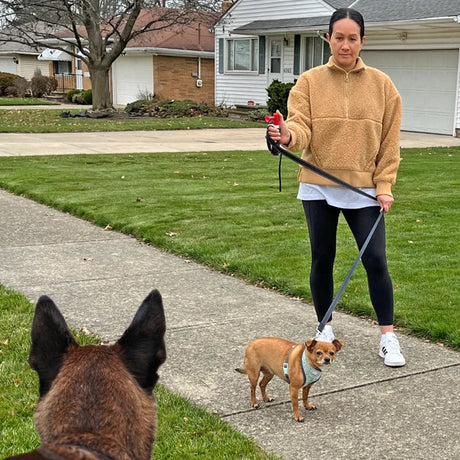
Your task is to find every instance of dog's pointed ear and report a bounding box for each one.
[29,296,78,398]
[332,339,344,351]
[305,340,317,352]
[117,289,166,392]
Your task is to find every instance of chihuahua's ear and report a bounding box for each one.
[332,339,344,351]
[305,340,317,352]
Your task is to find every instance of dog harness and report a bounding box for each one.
[283,345,322,388]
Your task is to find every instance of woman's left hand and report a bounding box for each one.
[377,194,394,213]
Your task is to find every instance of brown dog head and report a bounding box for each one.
[305,339,344,368]
[25,289,167,460]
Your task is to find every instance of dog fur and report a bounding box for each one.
[236,337,343,422]
[6,289,166,460]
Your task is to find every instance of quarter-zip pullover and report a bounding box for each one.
[285,57,402,196]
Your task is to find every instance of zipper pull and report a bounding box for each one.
[345,74,349,82]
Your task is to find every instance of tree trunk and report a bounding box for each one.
[89,64,113,111]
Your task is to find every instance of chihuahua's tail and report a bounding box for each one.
[235,367,247,374]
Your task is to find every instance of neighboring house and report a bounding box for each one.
[38,47,90,94]
[112,10,215,105]
[0,41,49,79]
[214,0,460,136]
[38,10,216,106]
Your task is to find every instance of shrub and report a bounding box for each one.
[82,89,92,104]
[71,92,85,104]
[12,76,29,97]
[125,99,152,114]
[4,86,18,97]
[0,72,28,97]
[247,108,270,122]
[161,99,199,117]
[124,98,228,118]
[0,72,19,96]
[31,76,58,97]
[66,89,81,102]
[266,79,296,118]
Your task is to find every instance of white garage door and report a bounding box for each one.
[361,50,458,135]
[0,57,18,74]
[112,55,153,105]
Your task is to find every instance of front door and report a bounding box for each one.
[75,58,83,90]
[268,37,283,84]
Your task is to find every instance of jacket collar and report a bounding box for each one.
[326,56,366,73]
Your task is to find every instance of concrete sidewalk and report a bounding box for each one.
[0,130,459,459]
[1,129,460,156]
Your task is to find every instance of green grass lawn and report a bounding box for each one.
[0,148,458,348]
[0,97,57,106]
[0,286,278,459]
[0,108,261,132]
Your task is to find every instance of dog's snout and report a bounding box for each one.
[324,357,331,364]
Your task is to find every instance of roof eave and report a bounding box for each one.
[124,47,214,58]
[229,15,460,36]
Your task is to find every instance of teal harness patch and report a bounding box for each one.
[283,345,322,388]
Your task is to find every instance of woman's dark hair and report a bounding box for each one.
[329,8,365,39]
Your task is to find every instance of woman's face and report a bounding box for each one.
[327,18,365,71]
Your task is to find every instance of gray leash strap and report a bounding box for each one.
[316,210,383,335]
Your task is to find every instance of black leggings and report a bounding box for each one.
[302,200,394,326]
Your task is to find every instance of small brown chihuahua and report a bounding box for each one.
[236,337,344,422]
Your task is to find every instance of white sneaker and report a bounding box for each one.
[315,325,334,342]
[379,332,406,367]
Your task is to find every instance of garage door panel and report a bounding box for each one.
[0,57,18,74]
[113,56,153,105]
[361,50,458,135]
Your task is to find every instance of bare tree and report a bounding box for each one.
[0,0,223,110]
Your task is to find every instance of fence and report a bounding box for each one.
[54,73,83,93]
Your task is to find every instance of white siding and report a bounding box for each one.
[456,49,460,134]
[215,0,333,32]
[19,55,50,80]
[215,0,332,107]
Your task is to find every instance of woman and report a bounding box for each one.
[268,8,405,367]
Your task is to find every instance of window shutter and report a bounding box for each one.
[258,36,265,74]
[218,38,224,74]
[294,35,301,75]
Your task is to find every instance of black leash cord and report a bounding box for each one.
[265,126,383,335]
[265,129,377,201]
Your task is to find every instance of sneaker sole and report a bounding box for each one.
[379,350,406,367]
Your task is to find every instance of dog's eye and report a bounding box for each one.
[316,351,322,356]
[329,352,335,356]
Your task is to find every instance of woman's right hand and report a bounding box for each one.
[267,110,291,145]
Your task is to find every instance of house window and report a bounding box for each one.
[53,61,72,75]
[304,37,330,71]
[226,38,258,72]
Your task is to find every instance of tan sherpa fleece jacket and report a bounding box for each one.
[286,57,402,196]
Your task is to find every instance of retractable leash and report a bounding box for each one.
[265,117,384,337]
